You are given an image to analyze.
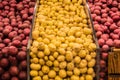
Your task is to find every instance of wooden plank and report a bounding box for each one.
[108,52,120,74]
[108,76,120,80]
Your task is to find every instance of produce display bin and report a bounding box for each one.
[27,0,100,80]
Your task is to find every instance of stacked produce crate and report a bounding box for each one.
[88,0,120,80]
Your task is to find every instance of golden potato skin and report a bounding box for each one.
[30,0,96,80]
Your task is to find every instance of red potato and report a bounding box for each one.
[11,22,17,27]
[8,56,18,66]
[21,46,27,51]
[106,39,113,46]
[100,60,106,68]
[19,34,25,39]
[91,14,97,19]
[8,11,15,16]
[22,23,29,28]
[2,47,9,54]
[102,45,109,51]
[112,15,120,21]
[29,7,34,14]
[19,60,27,70]
[3,18,10,23]
[111,7,118,12]
[104,22,111,26]
[22,14,28,20]
[94,10,100,15]
[101,25,108,32]
[101,53,108,60]
[4,5,9,10]
[13,36,22,41]
[107,17,113,23]
[0,43,5,49]
[17,51,27,60]
[17,3,24,10]
[22,39,28,46]
[101,9,107,13]
[107,0,112,5]
[95,6,101,10]
[18,24,23,29]
[9,46,18,55]
[2,1,8,6]
[98,38,105,46]
[12,40,21,46]
[1,72,10,80]
[5,25,13,31]
[114,29,120,34]
[24,28,30,36]
[101,34,109,41]
[0,58,9,68]
[114,40,120,47]
[109,23,117,30]
[11,77,19,80]
[9,66,19,76]
[96,31,102,37]
[8,31,18,39]
[112,0,118,7]
[95,16,101,22]
[112,34,119,39]
[102,13,108,18]
[10,7,15,11]
[97,27,104,32]
[3,29,11,35]
[18,29,23,34]
[19,71,27,80]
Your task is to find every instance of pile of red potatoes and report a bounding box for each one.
[0,0,35,80]
[88,0,120,80]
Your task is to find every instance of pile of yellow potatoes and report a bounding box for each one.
[30,0,97,80]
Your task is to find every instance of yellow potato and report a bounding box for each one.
[42,66,50,74]
[48,70,56,78]
[59,69,67,78]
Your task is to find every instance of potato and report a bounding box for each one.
[59,69,67,78]
[42,66,49,74]
[48,70,56,78]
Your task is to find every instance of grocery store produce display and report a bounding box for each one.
[0,0,35,80]
[88,0,120,80]
[29,0,97,80]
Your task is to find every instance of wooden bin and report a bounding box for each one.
[108,48,120,80]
